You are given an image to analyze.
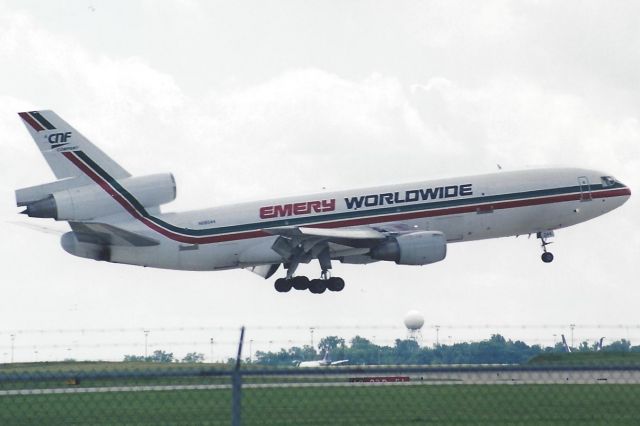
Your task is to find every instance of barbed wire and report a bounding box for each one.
[2,335,639,352]
[1,324,639,336]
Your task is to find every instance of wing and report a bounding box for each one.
[251,223,428,279]
[330,360,349,366]
[70,222,159,247]
[265,226,386,248]
[256,225,389,277]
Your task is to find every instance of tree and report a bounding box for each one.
[318,336,345,353]
[182,352,205,363]
[603,339,631,352]
[578,341,591,352]
[394,339,420,364]
[149,350,174,363]
[123,354,146,362]
[254,345,318,366]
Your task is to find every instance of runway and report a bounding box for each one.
[1,369,639,396]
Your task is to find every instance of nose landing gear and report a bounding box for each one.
[537,231,555,263]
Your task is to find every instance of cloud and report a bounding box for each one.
[0,1,639,360]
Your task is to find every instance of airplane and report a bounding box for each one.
[561,335,605,352]
[297,351,349,368]
[15,110,631,294]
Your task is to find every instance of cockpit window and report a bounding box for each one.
[601,176,617,187]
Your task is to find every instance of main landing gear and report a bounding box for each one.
[274,275,346,294]
[537,231,555,263]
[273,242,346,294]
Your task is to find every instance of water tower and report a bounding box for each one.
[404,310,424,343]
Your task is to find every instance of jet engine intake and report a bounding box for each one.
[370,231,447,265]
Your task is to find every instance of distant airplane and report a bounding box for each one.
[561,335,572,353]
[297,351,348,368]
[15,110,631,293]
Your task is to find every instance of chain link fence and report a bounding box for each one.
[2,362,640,425]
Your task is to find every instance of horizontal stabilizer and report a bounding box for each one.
[70,222,159,247]
[8,221,65,236]
[16,177,88,207]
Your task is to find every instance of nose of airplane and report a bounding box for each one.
[596,173,631,211]
[610,176,631,207]
[619,180,631,198]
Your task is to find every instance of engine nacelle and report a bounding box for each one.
[21,173,176,221]
[61,232,110,261]
[370,231,447,265]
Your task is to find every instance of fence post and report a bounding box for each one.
[232,326,245,426]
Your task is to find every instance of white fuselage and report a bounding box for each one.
[97,167,630,271]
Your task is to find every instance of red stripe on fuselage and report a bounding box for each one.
[18,112,44,132]
[306,188,630,231]
[62,149,631,245]
[62,151,269,244]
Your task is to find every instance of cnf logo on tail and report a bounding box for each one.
[47,132,72,149]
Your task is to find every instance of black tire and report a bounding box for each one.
[274,278,292,293]
[541,252,554,263]
[309,279,327,294]
[292,276,310,290]
[327,277,345,292]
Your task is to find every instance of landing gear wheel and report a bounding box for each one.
[309,279,327,294]
[274,278,292,293]
[541,252,554,263]
[326,277,345,292]
[291,276,310,290]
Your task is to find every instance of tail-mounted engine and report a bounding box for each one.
[16,173,176,221]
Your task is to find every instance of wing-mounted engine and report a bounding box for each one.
[16,173,176,221]
[370,231,447,265]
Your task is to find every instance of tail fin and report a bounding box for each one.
[18,110,130,180]
[561,335,572,353]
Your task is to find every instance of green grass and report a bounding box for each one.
[0,361,232,374]
[1,384,639,425]
[0,362,351,391]
[528,352,640,366]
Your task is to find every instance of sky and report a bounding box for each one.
[0,0,638,362]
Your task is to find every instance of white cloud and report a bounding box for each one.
[0,1,638,360]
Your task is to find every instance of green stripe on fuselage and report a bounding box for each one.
[75,151,615,237]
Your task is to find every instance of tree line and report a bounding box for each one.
[123,350,204,363]
[253,335,640,366]
[122,335,640,364]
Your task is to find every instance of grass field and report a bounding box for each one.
[2,357,640,424]
[1,384,639,425]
